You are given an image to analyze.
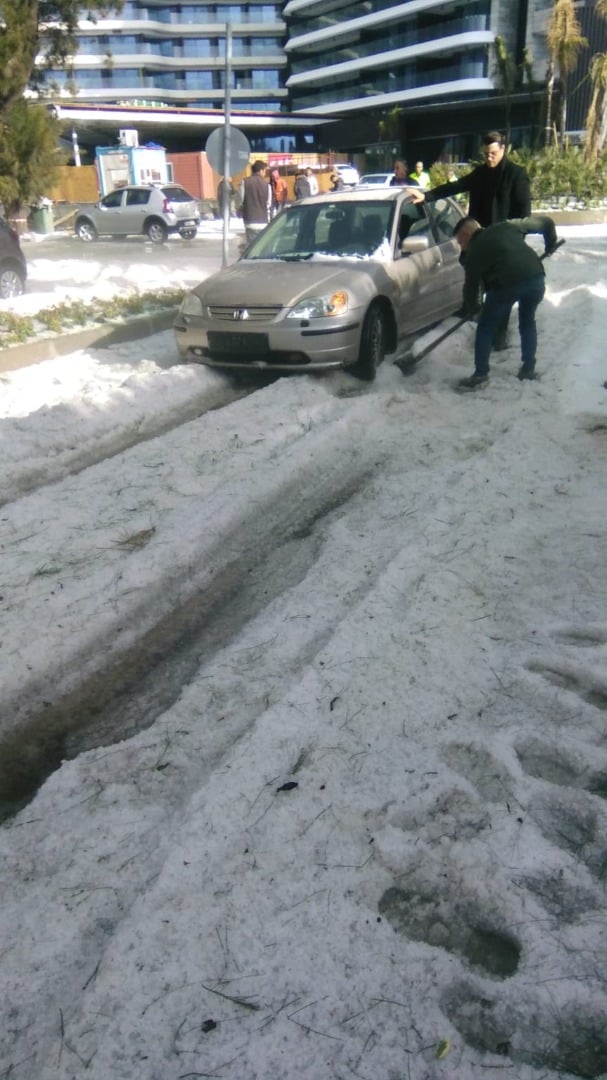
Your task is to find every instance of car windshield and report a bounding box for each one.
[245,200,394,261]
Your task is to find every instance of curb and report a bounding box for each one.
[548,209,607,225]
[0,308,177,374]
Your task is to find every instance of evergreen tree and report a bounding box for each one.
[0,100,65,216]
[0,1,121,215]
[0,1,123,109]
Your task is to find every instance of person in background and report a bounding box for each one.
[390,159,419,187]
[241,160,271,244]
[217,177,237,218]
[294,171,311,200]
[452,213,559,390]
[410,160,430,187]
[330,172,345,191]
[305,167,319,195]
[270,169,288,215]
[407,131,531,350]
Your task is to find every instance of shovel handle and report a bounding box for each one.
[541,238,565,260]
[409,316,468,363]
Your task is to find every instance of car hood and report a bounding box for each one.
[193,258,385,307]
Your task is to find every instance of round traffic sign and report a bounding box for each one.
[205,126,251,176]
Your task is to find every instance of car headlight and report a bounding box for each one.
[287,290,349,319]
[180,293,204,317]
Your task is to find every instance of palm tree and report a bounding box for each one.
[585,52,607,158]
[584,0,607,158]
[544,0,587,146]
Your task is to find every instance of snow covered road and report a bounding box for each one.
[1,227,606,1080]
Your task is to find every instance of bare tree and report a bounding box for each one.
[493,36,517,144]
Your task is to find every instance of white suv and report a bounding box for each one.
[74,184,201,244]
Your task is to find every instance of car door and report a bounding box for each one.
[386,201,448,337]
[95,189,126,234]
[425,197,466,315]
[123,187,152,234]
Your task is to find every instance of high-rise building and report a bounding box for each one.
[285,0,495,116]
[37,1,607,160]
[283,0,552,161]
[45,2,288,114]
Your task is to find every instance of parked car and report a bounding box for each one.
[74,184,201,244]
[0,218,27,298]
[357,172,394,187]
[174,188,465,380]
[332,163,360,187]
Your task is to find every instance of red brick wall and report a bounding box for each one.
[166,152,217,200]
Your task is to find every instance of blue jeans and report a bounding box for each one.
[474,274,545,376]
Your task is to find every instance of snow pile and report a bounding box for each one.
[0,224,606,1080]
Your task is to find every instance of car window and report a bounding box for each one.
[246,200,392,260]
[429,197,462,241]
[320,203,391,255]
[397,203,434,245]
[161,186,192,203]
[101,190,124,209]
[126,188,151,206]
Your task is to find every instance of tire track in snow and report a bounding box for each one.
[0,383,388,813]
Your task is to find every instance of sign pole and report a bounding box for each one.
[222,21,232,268]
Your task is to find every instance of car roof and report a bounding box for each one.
[293,187,408,205]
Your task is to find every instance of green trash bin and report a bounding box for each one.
[30,207,54,234]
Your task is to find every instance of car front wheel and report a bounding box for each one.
[0,265,25,298]
[350,303,385,381]
[76,219,98,242]
[146,219,168,244]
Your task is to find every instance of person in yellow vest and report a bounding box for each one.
[410,160,430,187]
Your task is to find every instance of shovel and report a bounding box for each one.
[394,316,468,372]
[394,238,565,373]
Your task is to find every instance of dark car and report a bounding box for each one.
[0,218,27,298]
[74,184,201,244]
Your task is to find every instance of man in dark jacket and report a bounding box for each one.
[408,131,530,225]
[241,160,271,243]
[453,214,560,390]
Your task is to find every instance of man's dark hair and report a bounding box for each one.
[482,131,505,147]
[251,160,266,174]
[453,216,480,236]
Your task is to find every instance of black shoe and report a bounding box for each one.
[517,366,536,381]
[458,373,489,390]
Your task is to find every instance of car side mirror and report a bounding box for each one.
[401,235,430,255]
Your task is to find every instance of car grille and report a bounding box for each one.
[208,304,282,322]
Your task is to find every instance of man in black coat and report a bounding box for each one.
[241,160,271,243]
[408,131,531,348]
[408,131,530,225]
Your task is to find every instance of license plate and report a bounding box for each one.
[208,332,269,356]
[181,220,195,227]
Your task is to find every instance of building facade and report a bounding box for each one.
[38,1,607,162]
[46,2,288,113]
[284,0,552,164]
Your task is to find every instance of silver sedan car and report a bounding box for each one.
[174,188,465,379]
